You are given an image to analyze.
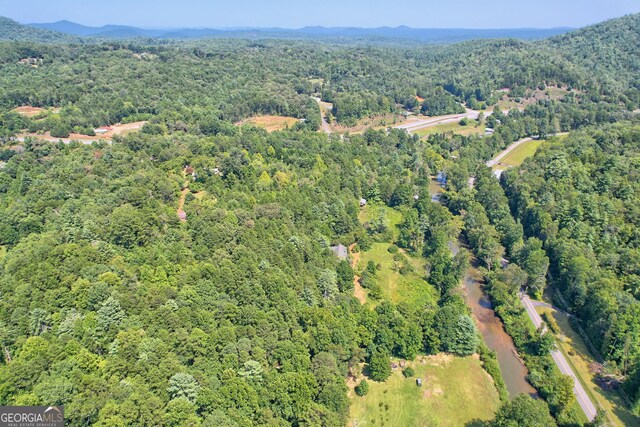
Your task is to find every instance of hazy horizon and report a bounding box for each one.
[2,0,639,29]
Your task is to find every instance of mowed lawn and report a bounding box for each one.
[497,139,543,167]
[415,122,485,137]
[536,306,640,427]
[349,355,500,427]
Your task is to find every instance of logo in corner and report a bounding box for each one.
[0,405,64,427]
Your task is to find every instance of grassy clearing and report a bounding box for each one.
[358,204,403,240]
[536,306,640,427]
[497,139,543,167]
[348,355,500,427]
[356,204,437,306]
[332,113,406,134]
[415,122,485,137]
[357,243,437,307]
[240,115,299,132]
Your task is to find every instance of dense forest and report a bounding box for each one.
[0,11,639,427]
[0,13,638,133]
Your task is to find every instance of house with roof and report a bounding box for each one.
[329,244,348,260]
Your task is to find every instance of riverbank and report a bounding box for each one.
[429,178,536,398]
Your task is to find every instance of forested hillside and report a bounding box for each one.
[0,14,637,134]
[501,122,640,415]
[0,16,79,43]
[0,11,640,427]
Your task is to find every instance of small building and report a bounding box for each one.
[359,198,367,207]
[484,128,495,136]
[93,126,112,134]
[416,378,423,387]
[330,244,348,260]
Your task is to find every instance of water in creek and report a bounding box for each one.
[432,178,537,398]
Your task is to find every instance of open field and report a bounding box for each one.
[331,113,407,134]
[537,306,640,427]
[357,243,437,306]
[12,106,46,117]
[495,139,543,167]
[415,121,485,137]
[238,115,299,132]
[357,204,437,306]
[348,355,500,427]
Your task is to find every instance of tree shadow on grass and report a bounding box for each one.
[465,419,491,427]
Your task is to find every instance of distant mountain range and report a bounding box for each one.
[0,16,79,43]
[27,19,573,42]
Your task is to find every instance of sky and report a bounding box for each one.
[1,0,639,29]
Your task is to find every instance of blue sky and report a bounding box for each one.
[2,0,639,28]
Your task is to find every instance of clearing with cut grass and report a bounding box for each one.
[356,203,438,307]
[13,106,46,117]
[415,121,486,137]
[238,115,299,132]
[348,355,500,427]
[496,139,543,167]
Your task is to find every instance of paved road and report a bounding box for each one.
[394,107,490,134]
[486,132,570,169]
[394,112,469,133]
[486,137,533,167]
[520,293,597,421]
[312,97,332,134]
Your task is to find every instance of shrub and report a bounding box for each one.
[402,367,415,378]
[387,244,399,254]
[354,380,369,396]
[542,312,560,334]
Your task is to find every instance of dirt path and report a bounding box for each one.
[349,243,366,304]
[177,181,189,222]
[15,121,147,145]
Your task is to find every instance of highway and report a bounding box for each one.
[520,293,597,421]
[394,107,488,134]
